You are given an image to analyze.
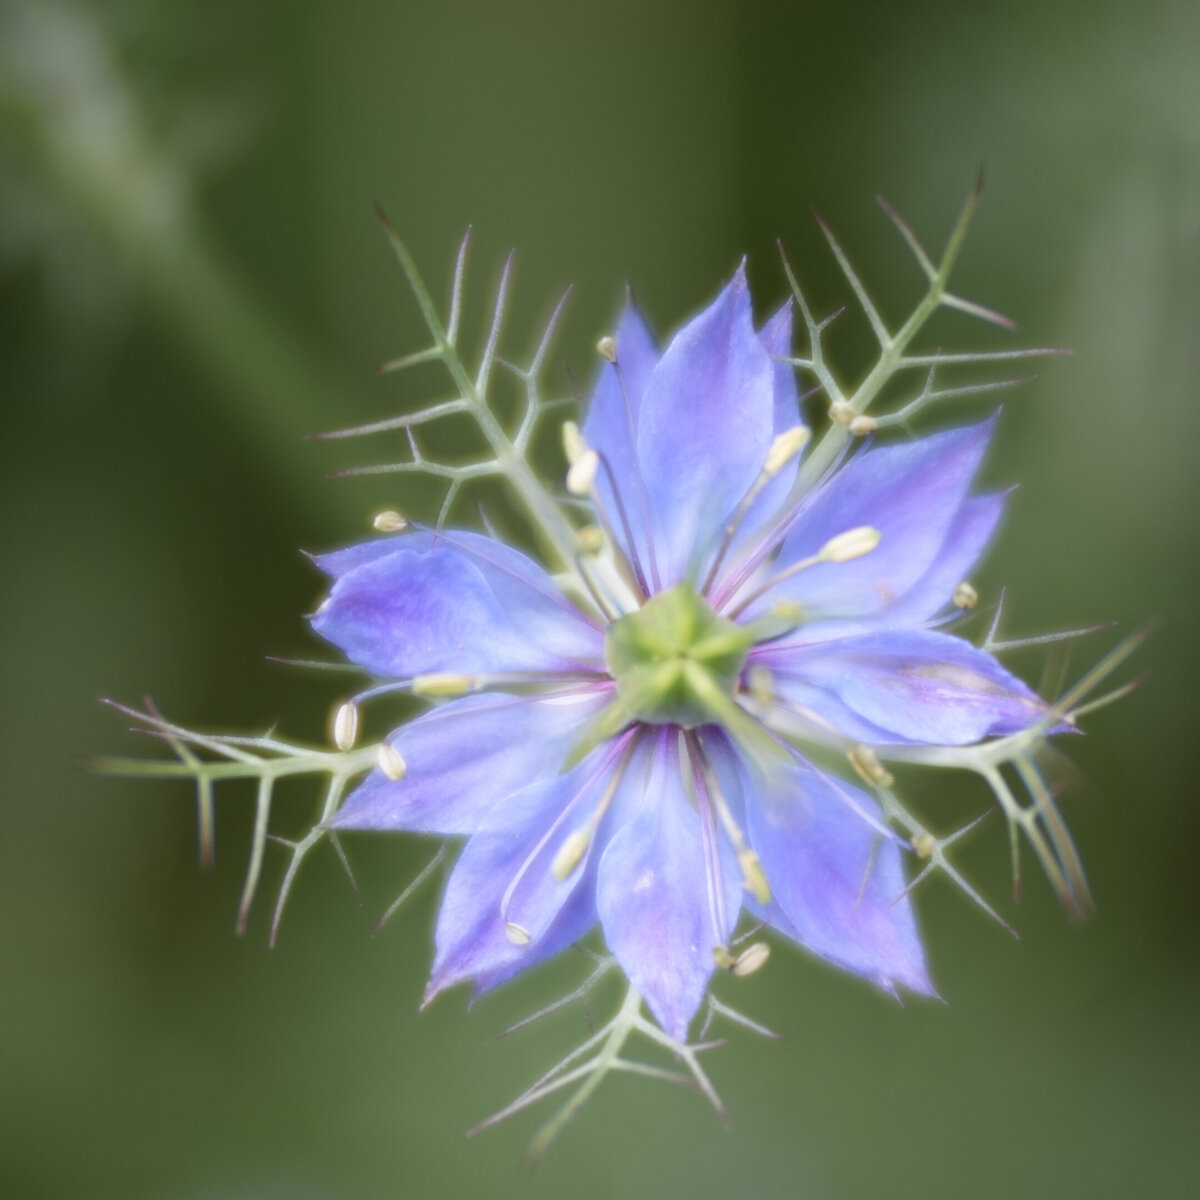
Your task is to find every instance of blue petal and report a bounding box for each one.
[730,303,805,553]
[884,492,1006,624]
[595,732,741,1039]
[735,751,934,995]
[582,300,661,574]
[635,266,778,586]
[310,530,603,678]
[425,751,620,1001]
[761,628,1051,745]
[752,420,996,621]
[330,691,607,834]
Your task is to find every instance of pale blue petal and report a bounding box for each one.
[425,751,620,1001]
[311,530,603,678]
[884,492,1006,624]
[331,691,607,834]
[761,628,1050,745]
[596,732,740,1039]
[582,301,661,575]
[753,420,995,621]
[636,266,777,586]
[741,754,934,995]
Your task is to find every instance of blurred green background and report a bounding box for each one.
[2,0,1197,1196]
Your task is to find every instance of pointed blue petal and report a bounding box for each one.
[425,751,619,1000]
[885,492,1006,624]
[310,530,603,678]
[331,691,607,834]
[636,266,777,585]
[762,628,1051,745]
[740,754,934,995]
[581,300,661,580]
[596,733,740,1040]
[755,420,996,621]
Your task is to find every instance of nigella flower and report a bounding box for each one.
[310,265,1052,1040]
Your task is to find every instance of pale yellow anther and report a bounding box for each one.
[747,664,776,705]
[576,525,605,556]
[738,847,772,905]
[561,420,587,465]
[764,425,811,476]
[566,448,600,496]
[331,700,359,752]
[505,922,532,946]
[848,414,878,436]
[551,829,591,881]
[819,525,881,564]
[411,673,475,697]
[731,941,771,977]
[912,832,936,859]
[829,399,855,426]
[377,742,408,781]
[712,944,737,970]
[848,744,895,789]
[596,335,618,363]
[953,581,979,610]
[372,509,408,533]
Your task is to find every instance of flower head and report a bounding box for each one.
[311,265,1052,1039]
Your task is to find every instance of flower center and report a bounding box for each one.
[604,586,753,728]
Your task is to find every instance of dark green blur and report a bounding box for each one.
[2,1,1197,1196]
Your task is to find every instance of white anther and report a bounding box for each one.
[912,832,936,859]
[551,829,591,881]
[505,922,532,946]
[848,744,895,789]
[561,420,587,465]
[332,700,359,751]
[953,581,979,610]
[818,525,881,563]
[731,941,771,977]
[372,510,408,533]
[566,448,599,496]
[596,335,618,363]
[411,673,475,697]
[377,743,408,781]
[829,399,855,426]
[848,414,878,436]
[764,425,811,476]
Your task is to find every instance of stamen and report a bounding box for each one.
[687,732,772,907]
[411,673,478,697]
[819,525,881,563]
[848,744,895,789]
[848,414,877,436]
[699,424,811,597]
[829,399,855,425]
[377,743,408,781]
[331,699,359,751]
[731,941,771,977]
[371,509,409,533]
[953,580,979,610]
[596,335,618,363]
[499,730,640,931]
[726,526,881,618]
[566,449,600,496]
[560,420,649,601]
[505,922,532,945]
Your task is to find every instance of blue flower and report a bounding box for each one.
[310,265,1051,1041]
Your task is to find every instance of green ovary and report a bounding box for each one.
[604,586,754,728]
